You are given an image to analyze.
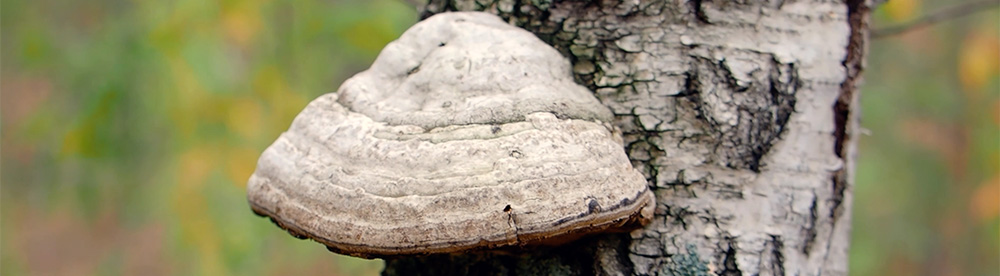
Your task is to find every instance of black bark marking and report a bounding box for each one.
[664,205,698,230]
[830,170,848,220]
[801,196,818,255]
[764,235,786,276]
[720,238,742,276]
[686,55,799,172]
[689,0,711,24]
[624,134,666,185]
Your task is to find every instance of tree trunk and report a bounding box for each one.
[383,0,871,275]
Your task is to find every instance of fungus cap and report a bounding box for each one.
[247,11,655,258]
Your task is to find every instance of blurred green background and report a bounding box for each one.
[0,0,996,275]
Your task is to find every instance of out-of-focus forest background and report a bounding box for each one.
[0,0,996,275]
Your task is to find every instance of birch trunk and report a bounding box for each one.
[384,0,871,275]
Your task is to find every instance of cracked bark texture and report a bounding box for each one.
[383,0,870,275]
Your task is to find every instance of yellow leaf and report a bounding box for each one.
[221,1,261,49]
[883,0,920,22]
[224,146,259,188]
[970,174,1000,222]
[958,30,1000,94]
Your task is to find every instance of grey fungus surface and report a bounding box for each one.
[337,11,613,129]
[246,12,655,259]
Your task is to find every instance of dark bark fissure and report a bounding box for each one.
[763,235,786,276]
[688,0,711,24]
[612,234,639,275]
[625,135,666,184]
[831,0,869,223]
[684,55,799,172]
[664,205,698,231]
[718,238,742,276]
[829,171,848,221]
[818,0,869,270]
[801,197,818,255]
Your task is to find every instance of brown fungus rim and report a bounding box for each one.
[249,189,654,259]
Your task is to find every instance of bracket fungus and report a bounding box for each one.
[247,12,655,258]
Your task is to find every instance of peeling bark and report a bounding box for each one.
[384,0,870,275]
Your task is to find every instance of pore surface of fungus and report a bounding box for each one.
[247,11,654,258]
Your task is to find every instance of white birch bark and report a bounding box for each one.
[383,0,871,275]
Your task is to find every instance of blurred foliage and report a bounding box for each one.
[0,0,996,275]
[853,0,1000,275]
[1,0,416,275]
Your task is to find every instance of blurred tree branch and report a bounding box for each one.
[873,0,999,39]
